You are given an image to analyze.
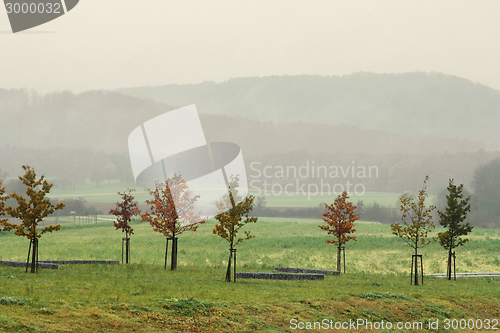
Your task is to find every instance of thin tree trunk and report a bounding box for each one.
[25,238,32,273]
[125,231,130,264]
[414,247,419,286]
[225,244,233,282]
[30,238,38,273]
[125,231,128,264]
[233,249,236,283]
[337,245,341,272]
[447,249,452,280]
[171,235,177,271]
[174,237,178,270]
[453,252,456,281]
[164,238,169,270]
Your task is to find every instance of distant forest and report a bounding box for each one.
[118,72,500,147]
[1,72,499,196]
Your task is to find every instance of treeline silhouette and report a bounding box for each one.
[251,201,399,224]
[119,72,500,145]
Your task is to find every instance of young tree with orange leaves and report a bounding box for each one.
[319,191,360,273]
[1,166,65,273]
[0,180,7,228]
[141,174,205,270]
[391,176,436,285]
[110,189,141,264]
[213,175,258,282]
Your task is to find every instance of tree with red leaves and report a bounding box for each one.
[319,191,360,273]
[109,189,141,264]
[141,174,205,270]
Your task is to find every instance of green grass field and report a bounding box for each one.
[1,218,499,274]
[47,180,410,208]
[0,218,499,332]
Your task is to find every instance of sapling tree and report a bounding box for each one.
[109,189,141,264]
[391,176,435,285]
[319,191,360,273]
[141,174,204,270]
[0,180,7,228]
[438,179,472,280]
[1,166,65,273]
[213,175,258,282]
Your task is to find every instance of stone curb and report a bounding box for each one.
[235,272,324,280]
[0,260,58,269]
[274,266,340,275]
[0,260,119,269]
[39,260,119,265]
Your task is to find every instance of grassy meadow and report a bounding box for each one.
[1,218,498,275]
[0,218,499,332]
[46,180,406,208]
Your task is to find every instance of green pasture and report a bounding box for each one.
[1,218,498,275]
[0,218,500,333]
[46,179,411,208]
[0,219,499,332]
[47,181,149,205]
[252,191,403,208]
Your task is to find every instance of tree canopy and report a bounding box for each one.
[2,165,65,239]
[213,175,257,282]
[319,191,360,247]
[319,191,360,272]
[141,174,204,238]
[110,189,141,238]
[1,165,65,273]
[391,176,435,285]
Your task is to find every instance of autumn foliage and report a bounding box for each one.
[320,191,360,246]
[1,165,65,273]
[0,180,7,227]
[110,189,140,236]
[109,189,141,263]
[319,191,360,272]
[213,175,258,282]
[391,176,435,285]
[141,174,205,270]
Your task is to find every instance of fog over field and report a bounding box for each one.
[2,3,500,331]
[2,1,500,227]
[1,73,500,227]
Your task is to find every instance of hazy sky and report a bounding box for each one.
[1,0,500,93]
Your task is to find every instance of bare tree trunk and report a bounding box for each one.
[30,238,38,273]
[171,236,177,271]
[25,239,32,273]
[337,245,341,273]
[414,248,419,286]
[233,249,236,283]
[125,231,130,264]
[125,232,128,264]
[447,247,451,280]
[225,244,233,282]
[164,238,169,270]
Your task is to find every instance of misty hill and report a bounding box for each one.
[0,88,487,158]
[117,72,500,146]
[1,88,499,198]
[0,89,176,154]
